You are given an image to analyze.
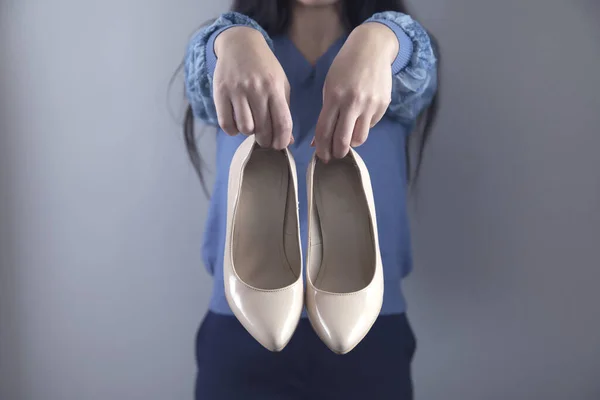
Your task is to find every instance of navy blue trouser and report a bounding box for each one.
[195,312,416,400]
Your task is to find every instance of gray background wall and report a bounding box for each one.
[0,0,599,399]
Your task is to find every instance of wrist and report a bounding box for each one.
[352,22,399,64]
[214,26,264,57]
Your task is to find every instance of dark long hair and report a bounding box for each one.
[183,0,439,195]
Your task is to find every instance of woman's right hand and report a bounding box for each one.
[213,27,293,149]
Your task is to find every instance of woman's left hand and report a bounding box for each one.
[313,23,399,162]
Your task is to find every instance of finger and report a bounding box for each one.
[315,101,338,163]
[283,80,294,146]
[247,90,272,147]
[269,91,293,150]
[370,103,388,128]
[214,90,237,136]
[332,107,359,159]
[351,114,371,147]
[231,96,254,135]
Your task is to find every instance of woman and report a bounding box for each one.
[183,0,438,398]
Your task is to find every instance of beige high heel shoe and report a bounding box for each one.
[305,149,384,354]
[224,136,303,352]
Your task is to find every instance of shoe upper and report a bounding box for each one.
[224,136,303,352]
[305,149,384,354]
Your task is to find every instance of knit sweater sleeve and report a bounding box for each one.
[365,12,438,126]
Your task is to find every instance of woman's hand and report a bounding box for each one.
[214,27,293,149]
[314,23,399,161]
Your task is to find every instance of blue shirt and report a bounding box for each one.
[185,11,437,316]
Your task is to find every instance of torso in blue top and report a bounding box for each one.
[185,11,438,316]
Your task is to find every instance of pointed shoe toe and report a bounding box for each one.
[226,278,303,351]
[306,284,383,354]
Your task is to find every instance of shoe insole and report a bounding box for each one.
[313,157,375,293]
[233,149,300,290]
